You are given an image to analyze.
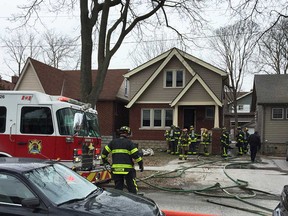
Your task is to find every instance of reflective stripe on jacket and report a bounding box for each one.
[101,137,142,174]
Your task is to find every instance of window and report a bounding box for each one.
[0,107,6,133]
[164,70,184,88]
[142,110,150,127]
[165,71,173,87]
[165,110,173,126]
[176,70,183,87]
[272,108,284,119]
[287,108,288,119]
[142,109,173,128]
[21,107,54,134]
[0,173,36,205]
[154,110,161,127]
[238,104,244,111]
[205,107,214,119]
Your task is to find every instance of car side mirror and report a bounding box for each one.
[21,197,40,208]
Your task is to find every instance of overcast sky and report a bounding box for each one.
[0,1,256,91]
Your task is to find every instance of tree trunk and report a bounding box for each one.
[80,0,93,104]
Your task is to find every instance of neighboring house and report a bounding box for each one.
[224,91,255,137]
[251,74,288,155]
[124,48,228,152]
[14,58,129,142]
[0,76,17,90]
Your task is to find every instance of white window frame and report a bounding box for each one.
[164,69,185,88]
[141,108,173,128]
[272,108,284,119]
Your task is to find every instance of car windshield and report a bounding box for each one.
[24,163,98,205]
[56,108,100,137]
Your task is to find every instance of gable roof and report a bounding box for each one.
[125,47,227,78]
[227,91,252,105]
[15,58,128,101]
[125,48,227,108]
[254,74,288,104]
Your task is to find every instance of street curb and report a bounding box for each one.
[162,209,218,216]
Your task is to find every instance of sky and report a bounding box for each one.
[0,1,257,91]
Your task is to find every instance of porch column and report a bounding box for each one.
[214,105,219,128]
[173,105,178,126]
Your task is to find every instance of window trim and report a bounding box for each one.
[164,69,185,88]
[272,108,284,120]
[141,108,173,128]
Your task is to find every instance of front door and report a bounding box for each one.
[183,108,195,129]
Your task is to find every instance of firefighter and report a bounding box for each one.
[243,127,250,154]
[101,126,144,194]
[220,127,230,157]
[201,128,211,156]
[188,125,198,155]
[164,128,171,153]
[173,126,181,155]
[169,125,176,154]
[236,126,244,156]
[178,128,191,160]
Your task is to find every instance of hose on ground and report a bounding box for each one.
[137,156,278,215]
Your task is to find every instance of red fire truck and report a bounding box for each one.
[0,90,111,184]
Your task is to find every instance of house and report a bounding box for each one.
[0,76,17,90]
[251,74,288,155]
[124,48,228,153]
[14,58,129,142]
[224,91,255,137]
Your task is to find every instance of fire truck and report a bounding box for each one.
[0,90,111,184]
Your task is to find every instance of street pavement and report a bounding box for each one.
[142,154,288,216]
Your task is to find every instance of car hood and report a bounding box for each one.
[61,188,160,215]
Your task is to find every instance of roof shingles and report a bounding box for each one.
[255,74,288,104]
[29,58,128,101]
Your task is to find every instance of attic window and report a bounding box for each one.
[272,108,284,119]
[164,70,184,88]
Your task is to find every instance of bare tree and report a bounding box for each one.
[210,20,259,130]
[14,0,205,107]
[41,30,79,69]
[129,33,184,67]
[1,31,40,76]
[229,0,288,32]
[257,18,288,74]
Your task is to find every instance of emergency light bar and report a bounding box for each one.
[58,96,91,110]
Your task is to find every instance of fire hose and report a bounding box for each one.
[136,157,278,216]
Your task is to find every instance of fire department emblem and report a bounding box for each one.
[28,140,42,154]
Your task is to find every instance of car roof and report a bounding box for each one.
[0,157,53,173]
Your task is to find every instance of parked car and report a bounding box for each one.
[273,185,288,216]
[0,157,165,216]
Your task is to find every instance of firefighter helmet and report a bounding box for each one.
[119,126,131,136]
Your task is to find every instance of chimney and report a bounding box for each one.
[12,76,19,84]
